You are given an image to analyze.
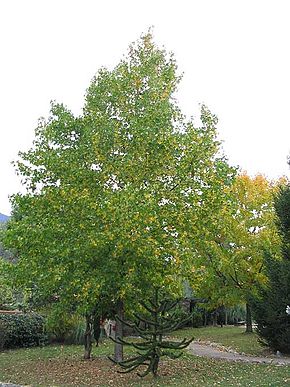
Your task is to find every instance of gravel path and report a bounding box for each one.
[0,384,27,387]
[188,341,290,365]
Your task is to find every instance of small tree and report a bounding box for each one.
[109,289,193,378]
[194,173,281,332]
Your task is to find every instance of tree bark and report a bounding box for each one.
[84,314,93,359]
[245,302,253,333]
[203,310,207,326]
[212,310,217,326]
[114,299,124,362]
[93,314,101,346]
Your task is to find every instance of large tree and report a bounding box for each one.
[3,32,234,360]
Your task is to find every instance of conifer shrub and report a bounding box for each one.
[252,185,290,354]
[109,289,194,377]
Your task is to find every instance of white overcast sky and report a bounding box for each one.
[1,0,290,215]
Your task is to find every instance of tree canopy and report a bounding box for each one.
[193,173,281,314]
[3,33,235,331]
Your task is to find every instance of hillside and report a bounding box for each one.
[0,213,9,222]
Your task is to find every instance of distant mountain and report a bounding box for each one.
[0,213,9,223]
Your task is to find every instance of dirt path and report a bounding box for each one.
[188,341,290,365]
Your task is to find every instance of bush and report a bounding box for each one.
[45,308,86,344]
[66,317,86,345]
[0,319,8,349]
[0,312,46,349]
[226,305,246,325]
[189,308,204,327]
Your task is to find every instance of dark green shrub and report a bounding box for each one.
[172,304,192,328]
[45,309,74,343]
[252,185,290,354]
[227,304,246,325]
[66,317,86,345]
[45,308,86,344]
[0,319,8,349]
[189,308,203,327]
[252,256,290,353]
[0,313,46,349]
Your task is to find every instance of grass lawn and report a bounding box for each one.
[1,335,290,386]
[174,325,269,356]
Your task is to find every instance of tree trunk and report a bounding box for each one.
[225,308,228,326]
[114,299,124,362]
[203,310,207,326]
[84,314,93,359]
[213,310,217,326]
[152,356,159,378]
[93,314,101,347]
[245,302,253,333]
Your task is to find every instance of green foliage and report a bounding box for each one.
[189,308,204,328]
[45,309,74,343]
[2,32,234,353]
[275,182,290,237]
[45,307,85,344]
[170,304,192,328]
[0,242,14,262]
[252,184,290,353]
[0,223,15,262]
[69,318,86,345]
[0,282,14,309]
[226,304,246,324]
[0,319,8,349]
[0,258,17,309]
[193,174,281,311]
[0,313,46,349]
[110,289,193,377]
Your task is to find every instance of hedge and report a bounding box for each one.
[0,312,47,349]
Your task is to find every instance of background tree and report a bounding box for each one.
[192,173,281,332]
